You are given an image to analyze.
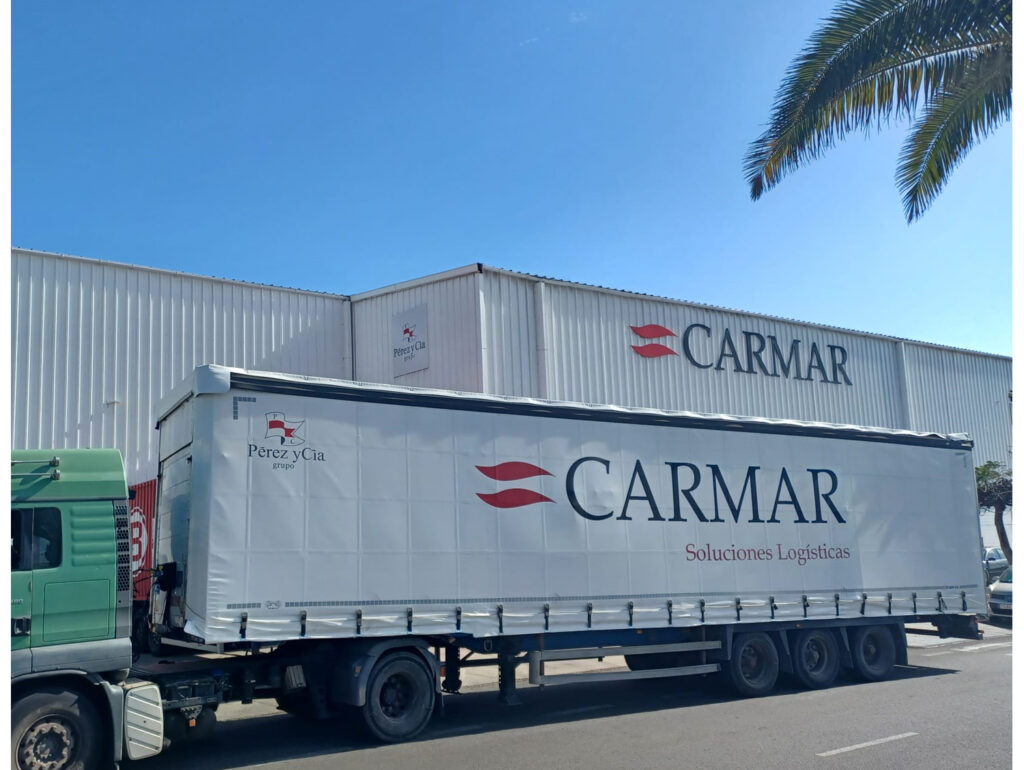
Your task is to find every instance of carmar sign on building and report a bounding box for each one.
[628,322,853,385]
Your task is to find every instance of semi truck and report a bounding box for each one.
[12,365,987,767]
[11,450,163,770]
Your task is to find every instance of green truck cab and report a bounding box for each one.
[12,450,164,770]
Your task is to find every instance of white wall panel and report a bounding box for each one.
[12,252,1012,491]
[903,343,1012,466]
[536,282,906,427]
[11,250,351,484]
[479,271,538,397]
[477,271,1010,472]
[351,268,483,392]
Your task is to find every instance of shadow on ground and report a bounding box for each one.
[131,662,960,770]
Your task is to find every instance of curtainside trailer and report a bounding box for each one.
[139,364,985,743]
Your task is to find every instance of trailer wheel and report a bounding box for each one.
[12,686,101,770]
[624,652,684,671]
[850,625,896,681]
[726,632,779,697]
[361,652,435,743]
[275,693,318,720]
[792,629,840,689]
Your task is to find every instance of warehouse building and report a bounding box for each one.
[12,248,1012,490]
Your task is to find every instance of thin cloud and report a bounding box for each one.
[519,36,540,47]
[569,11,588,23]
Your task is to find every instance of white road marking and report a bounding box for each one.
[961,641,1012,651]
[817,732,918,757]
[923,641,1013,657]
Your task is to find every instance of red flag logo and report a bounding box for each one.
[265,412,305,446]
[476,462,553,508]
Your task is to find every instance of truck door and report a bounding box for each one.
[11,509,33,656]
[29,503,116,645]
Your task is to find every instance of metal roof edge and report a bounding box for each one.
[349,263,483,302]
[476,265,1011,362]
[11,247,352,301]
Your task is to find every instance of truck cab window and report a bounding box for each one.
[11,509,26,570]
[31,508,62,569]
[12,507,62,570]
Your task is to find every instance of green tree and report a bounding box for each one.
[976,460,1012,563]
[745,0,1012,222]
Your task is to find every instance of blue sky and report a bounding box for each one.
[13,1,1012,355]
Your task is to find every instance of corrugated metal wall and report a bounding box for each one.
[11,252,1012,482]
[479,271,539,397]
[524,278,907,424]
[11,250,352,484]
[481,270,1011,466]
[350,268,483,392]
[902,343,1012,465]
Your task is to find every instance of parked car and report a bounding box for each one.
[988,566,1012,620]
[983,547,1009,584]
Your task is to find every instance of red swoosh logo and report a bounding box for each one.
[477,489,554,508]
[630,324,676,339]
[631,343,678,358]
[476,462,552,481]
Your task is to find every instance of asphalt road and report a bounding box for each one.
[130,623,1011,770]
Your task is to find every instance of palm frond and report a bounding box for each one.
[896,46,1011,221]
[745,0,1011,200]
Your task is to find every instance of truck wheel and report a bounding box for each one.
[131,606,150,653]
[850,625,896,681]
[12,687,100,770]
[147,629,166,656]
[624,652,684,671]
[726,632,779,697]
[361,652,435,743]
[792,629,840,689]
[275,693,318,720]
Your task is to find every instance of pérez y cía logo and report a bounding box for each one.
[248,411,326,469]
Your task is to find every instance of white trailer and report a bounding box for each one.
[144,365,985,742]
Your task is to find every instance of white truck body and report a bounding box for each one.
[154,365,985,644]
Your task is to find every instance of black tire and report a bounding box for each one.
[624,652,684,671]
[791,628,840,689]
[275,693,319,720]
[726,632,779,697]
[624,654,651,671]
[361,652,436,743]
[850,625,896,682]
[147,629,165,656]
[12,687,101,770]
[131,606,150,654]
[618,651,667,671]
[189,708,217,742]
[162,710,187,749]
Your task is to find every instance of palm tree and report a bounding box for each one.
[744,0,1011,222]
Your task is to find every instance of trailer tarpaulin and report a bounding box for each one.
[155,366,986,643]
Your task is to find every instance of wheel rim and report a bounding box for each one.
[740,642,766,681]
[862,633,880,666]
[803,639,825,674]
[379,673,415,719]
[18,717,76,770]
